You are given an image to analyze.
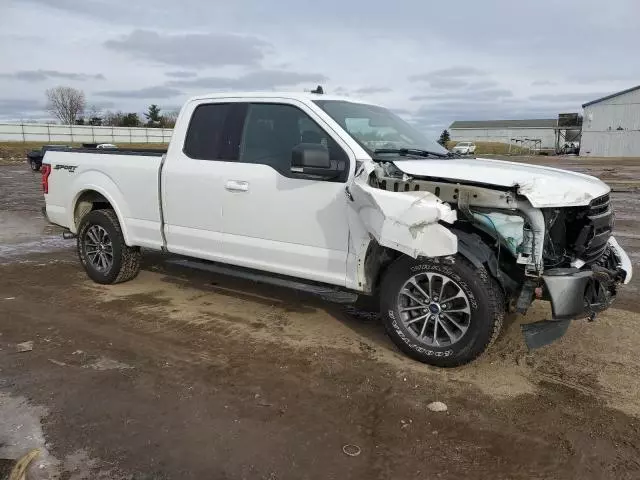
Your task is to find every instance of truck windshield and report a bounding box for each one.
[313,100,449,158]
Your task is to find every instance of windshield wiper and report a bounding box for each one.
[373,148,449,159]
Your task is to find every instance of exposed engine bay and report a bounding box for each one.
[352,160,632,347]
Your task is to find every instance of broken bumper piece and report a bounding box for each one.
[523,237,632,349]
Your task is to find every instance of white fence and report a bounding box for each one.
[0,123,173,144]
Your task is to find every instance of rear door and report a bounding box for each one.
[162,102,246,260]
[219,100,354,286]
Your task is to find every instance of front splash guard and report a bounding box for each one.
[521,319,571,349]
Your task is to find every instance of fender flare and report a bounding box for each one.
[68,173,131,245]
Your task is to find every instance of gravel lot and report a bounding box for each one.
[1,157,639,479]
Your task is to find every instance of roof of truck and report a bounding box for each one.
[187,91,378,105]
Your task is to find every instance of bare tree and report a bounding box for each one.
[103,110,124,127]
[86,105,103,126]
[46,86,86,124]
[161,109,179,128]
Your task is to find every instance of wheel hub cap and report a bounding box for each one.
[84,225,114,273]
[396,272,472,347]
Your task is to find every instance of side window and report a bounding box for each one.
[183,103,247,161]
[240,103,349,181]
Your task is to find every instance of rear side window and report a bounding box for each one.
[183,103,246,160]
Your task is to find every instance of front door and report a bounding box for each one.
[219,101,354,286]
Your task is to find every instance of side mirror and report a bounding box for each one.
[292,143,331,169]
[291,143,337,178]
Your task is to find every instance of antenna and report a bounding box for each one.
[311,85,324,94]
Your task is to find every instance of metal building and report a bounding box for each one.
[580,85,640,157]
[449,119,559,151]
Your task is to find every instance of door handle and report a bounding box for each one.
[225,180,249,192]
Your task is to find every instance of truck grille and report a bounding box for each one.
[576,194,614,264]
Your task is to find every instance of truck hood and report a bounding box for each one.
[393,157,610,207]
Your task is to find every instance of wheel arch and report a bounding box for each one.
[452,228,521,297]
[361,227,521,300]
[70,186,131,245]
[360,238,402,294]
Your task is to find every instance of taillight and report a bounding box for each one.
[42,164,51,194]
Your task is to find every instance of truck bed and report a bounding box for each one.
[43,149,164,250]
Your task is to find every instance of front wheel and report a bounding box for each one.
[380,255,504,367]
[77,209,141,284]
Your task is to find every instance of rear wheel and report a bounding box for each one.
[380,255,503,367]
[77,209,141,284]
[30,159,40,171]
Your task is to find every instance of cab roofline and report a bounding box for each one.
[185,91,384,107]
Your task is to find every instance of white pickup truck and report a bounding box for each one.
[42,91,632,367]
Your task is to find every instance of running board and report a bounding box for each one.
[166,258,359,304]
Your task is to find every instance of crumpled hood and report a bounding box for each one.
[393,157,610,207]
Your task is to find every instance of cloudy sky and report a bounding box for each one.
[1,0,639,135]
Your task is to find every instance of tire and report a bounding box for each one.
[77,209,141,284]
[380,254,504,367]
[30,159,40,171]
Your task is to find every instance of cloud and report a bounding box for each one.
[159,104,182,112]
[413,78,500,91]
[95,86,182,99]
[566,73,636,85]
[528,92,608,103]
[467,80,499,90]
[165,71,197,78]
[408,66,490,90]
[104,29,269,67]
[0,98,47,120]
[427,78,469,90]
[0,98,44,110]
[0,69,105,82]
[531,80,557,86]
[410,89,513,102]
[88,100,116,110]
[353,86,392,95]
[165,69,327,90]
[20,0,155,22]
[8,0,640,137]
[409,66,486,83]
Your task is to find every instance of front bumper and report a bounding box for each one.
[522,237,632,349]
[609,236,633,284]
[543,236,632,320]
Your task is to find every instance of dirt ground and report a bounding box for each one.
[1,156,639,479]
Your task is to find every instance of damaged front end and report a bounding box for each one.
[349,160,633,349]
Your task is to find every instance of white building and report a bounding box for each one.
[449,119,560,151]
[580,85,640,157]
